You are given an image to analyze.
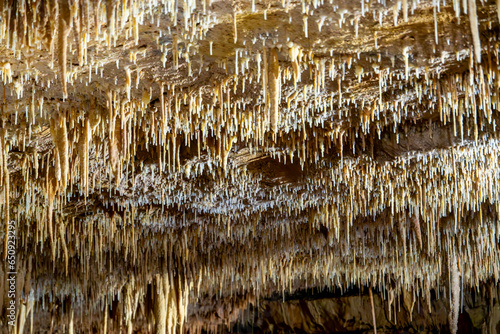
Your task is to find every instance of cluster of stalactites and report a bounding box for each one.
[0,0,498,142]
[13,133,499,312]
[2,203,498,332]
[3,61,500,332]
[0,2,499,206]
[5,85,500,287]
[1,0,500,332]
[0,0,222,98]
[5,52,499,209]
[152,272,189,334]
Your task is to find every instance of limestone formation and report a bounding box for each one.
[0,0,499,332]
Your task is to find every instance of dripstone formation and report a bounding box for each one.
[1,0,500,333]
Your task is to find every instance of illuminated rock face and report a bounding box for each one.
[234,288,500,333]
[0,0,499,333]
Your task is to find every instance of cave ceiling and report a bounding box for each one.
[0,0,500,333]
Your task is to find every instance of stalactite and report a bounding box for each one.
[78,117,91,195]
[288,43,301,87]
[68,309,74,334]
[103,296,108,334]
[17,301,27,334]
[433,0,439,45]
[412,210,422,249]
[58,218,69,275]
[50,113,69,191]
[107,91,123,185]
[402,0,408,22]
[233,9,238,44]
[106,0,116,47]
[58,0,72,98]
[468,0,481,63]
[125,281,135,334]
[46,166,57,262]
[268,48,280,133]
[154,275,167,334]
[262,48,268,112]
[449,253,460,334]
[369,284,377,334]
[497,0,500,24]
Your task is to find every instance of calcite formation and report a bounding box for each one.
[0,0,500,333]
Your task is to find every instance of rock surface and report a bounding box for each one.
[233,288,500,333]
